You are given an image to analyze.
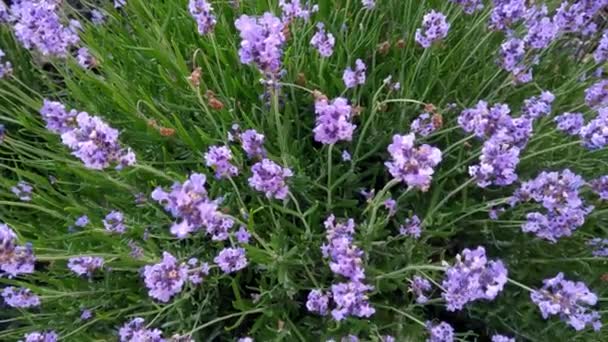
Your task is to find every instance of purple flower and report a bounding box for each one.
[383,198,397,217]
[341,150,351,161]
[590,175,608,200]
[553,1,606,35]
[0,224,35,278]
[189,0,216,35]
[39,99,77,134]
[458,101,512,139]
[80,308,93,320]
[235,226,251,244]
[491,335,515,342]
[115,0,127,8]
[469,136,520,188]
[235,13,286,75]
[75,215,89,227]
[248,159,293,200]
[239,129,266,159]
[76,47,95,69]
[311,23,335,57]
[279,0,318,22]
[103,211,126,234]
[385,133,442,191]
[449,0,483,14]
[411,113,439,137]
[498,37,528,79]
[186,258,210,284]
[554,112,585,135]
[330,281,375,321]
[119,317,165,342]
[313,97,356,144]
[586,238,608,257]
[361,0,376,10]
[204,145,238,179]
[489,0,527,31]
[67,256,104,277]
[594,31,608,63]
[90,9,106,25]
[442,246,508,311]
[399,215,422,238]
[0,49,12,78]
[426,321,454,342]
[12,181,33,201]
[342,59,366,88]
[22,331,58,342]
[143,252,188,302]
[580,108,608,150]
[415,10,450,48]
[238,338,254,342]
[128,240,144,259]
[531,273,602,331]
[381,336,395,342]
[584,80,608,109]
[306,289,330,315]
[410,276,432,303]
[524,15,558,50]
[214,247,248,274]
[522,91,555,119]
[11,0,80,57]
[2,287,40,308]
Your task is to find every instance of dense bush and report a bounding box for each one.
[0,0,607,341]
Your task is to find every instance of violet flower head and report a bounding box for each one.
[313,97,356,144]
[204,145,238,179]
[189,0,216,35]
[489,0,527,31]
[39,99,77,134]
[524,15,558,50]
[342,59,366,88]
[321,216,365,281]
[491,335,515,342]
[449,0,483,14]
[90,9,106,25]
[341,150,351,161]
[76,47,96,69]
[235,226,251,244]
[12,181,33,202]
[553,1,605,35]
[383,198,397,217]
[579,108,608,150]
[399,215,422,238]
[330,281,375,321]
[2,287,40,308]
[103,211,126,234]
[235,13,286,75]
[530,273,602,331]
[441,246,508,311]
[11,0,80,57]
[143,252,188,302]
[469,136,521,188]
[584,80,608,109]
[522,91,555,119]
[67,256,104,277]
[279,0,318,22]
[415,10,450,48]
[411,276,432,303]
[498,37,527,77]
[0,3,8,23]
[426,321,454,342]
[238,338,254,342]
[0,49,12,78]
[0,224,35,278]
[361,0,376,10]
[214,247,248,274]
[590,176,608,200]
[22,331,58,342]
[586,238,608,257]
[248,159,292,200]
[306,289,330,315]
[385,133,442,191]
[119,317,165,342]
[411,113,440,137]
[554,112,585,135]
[75,215,89,227]
[594,31,608,63]
[115,0,127,8]
[186,258,210,284]
[239,129,266,159]
[458,101,511,139]
[311,23,335,57]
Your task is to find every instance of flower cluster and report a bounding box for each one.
[524,11,558,50]
[469,136,521,188]
[76,47,96,69]
[235,13,286,75]
[399,214,421,239]
[426,321,454,342]
[498,37,532,83]
[22,331,58,342]
[343,59,366,88]
[458,101,511,139]
[67,256,104,277]
[2,286,40,308]
[590,175,608,200]
[152,173,235,239]
[12,181,33,201]
[410,276,432,303]
[309,215,375,321]
[188,0,216,35]
[90,9,106,25]
[119,317,165,341]
[39,100,136,170]
[585,80,608,109]
[142,252,189,302]
[239,129,266,159]
[579,108,608,150]
[279,0,318,22]
[521,91,555,119]
[248,159,293,200]
[0,223,35,277]
[415,10,450,48]
[586,238,608,257]
[0,49,12,78]
[310,23,335,57]
[214,247,248,274]
[103,211,126,234]
[410,113,440,137]
[553,1,607,35]
[313,97,356,144]
[491,335,515,342]
[10,0,80,57]
[554,112,585,135]
[511,169,592,242]
[489,0,527,31]
[361,0,376,10]
[204,145,238,179]
[594,31,608,63]
[530,273,602,331]
[441,246,508,311]
[449,0,483,14]
[385,133,442,191]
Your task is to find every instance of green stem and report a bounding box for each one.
[188,308,265,334]
[376,304,426,327]
[375,264,446,280]
[423,178,475,225]
[507,278,535,293]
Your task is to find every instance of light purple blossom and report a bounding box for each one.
[143,252,189,302]
[12,181,33,201]
[0,224,35,278]
[103,211,126,234]
[330,281,375,321]
[0,49,12,78]
[306,289,330,315]
[415,10,450,48]
[321,215,365,281]
[342,59,366,88]
[469,135,521,187]
[531,273,602,331]
[522,91,555,119]
[279,0,318,22]
[584,80,608,109]
[426,321,454,342]
[341,150,351,161]
[458,101,511,139]
[189,0,216,35]
[590,175,608,200]
[361,0,375,10]
[235,226,251,244]
[594,30,608,63]
[119,317,165,342]
[587,238,608,257]
[524,15,558,50]
[313,97,356,144]
[411,113,439,137]
[204,145,238,179]
[449,0,483,14]
[489,0,527,31]
[239,129,266,159]
[399,215,422,238]
[579,108,608,150]
[39,99,77,134]
[491,335,515,342]
[411,276,432,304]
[442,246,508,311]
[186,258,209,284]
[385,133,442,191]
[80,309,93,320]
[554,112,585,135]
[90,9,106,25]
[67,256,104,277]
[383,198,397,217]
[75,215,89,227]
[22,331,58,342]
[115,0,127,8]
[235,13,286,75]
[76,47,95,69]
[498,37,529,82]
[2,287,40,308]
[214,247,248,274]
[553,1,606,35]
[248,159,293,200]
[311,23,335,57]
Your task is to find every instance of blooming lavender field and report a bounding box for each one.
[0,0,607,341]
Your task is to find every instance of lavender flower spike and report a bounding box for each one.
[415,10,450,48]
[311,23,335,58]
[143,252,188,302]
[189,0,216,35]
[343,59,366,88]
[248,159,293,200]
[385,133,442,191]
